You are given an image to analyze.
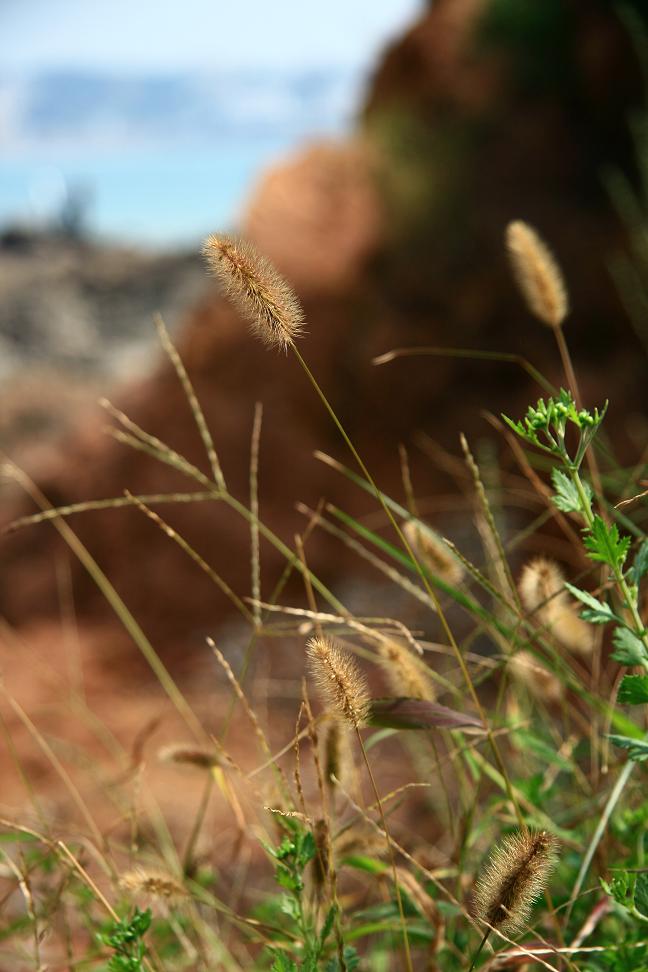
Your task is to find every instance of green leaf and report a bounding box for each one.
[618,675,648,705]
[279,895,300,921]
[319,905,336,947]
[636,874,648,918]
[551,468,590,513]
[502,413,537,444]
[612,627,648,666]
[325,946,360,971]
[608,734,648,761]
[602,870,634,909]
[0,831,40,844]
[601,871,648,921]
[512,729,575,771]
[299,830,316,867]
[271,951,298,972]
[341,855,389,875]
[583,515,632,569]
[629,541,648,586]
[564,582,619,624]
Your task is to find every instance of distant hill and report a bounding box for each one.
[0,67,360,150]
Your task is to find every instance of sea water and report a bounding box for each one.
[0,134,304,248]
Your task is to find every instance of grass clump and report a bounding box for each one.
[1,217,648,971]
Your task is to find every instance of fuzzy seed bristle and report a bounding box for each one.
[119,868,187,902]
[472,829,558,936]
[545,601,595,656]
[518,557,564,614]
[158,743,223,770]
[306,636,370,729]
[377,637,436,701]
[403,519,464,586]
[509,650,564,704]
[506,221,568,328]
[202,234,304,351]
[323,717,350,789]
[519,557,594,655]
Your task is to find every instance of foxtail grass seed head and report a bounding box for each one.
[323,717,350,789]
[402,519,464,586]
[506,220,568,328]
[472,829,558,936]
[306,636,370,729]
[119,868,187,902]
[508,650,564,704]
[202,234,304,351]
[545,601,595,656]
[377,637,436,701]
[158,743,223,770]
[518,557,565,614]
[519,557,594,655]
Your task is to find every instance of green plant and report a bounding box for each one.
[3,214,648,972]
[98,908,152,971]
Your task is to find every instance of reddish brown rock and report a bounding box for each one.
[243,138,383,293]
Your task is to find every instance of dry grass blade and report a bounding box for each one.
[153,312,227,490]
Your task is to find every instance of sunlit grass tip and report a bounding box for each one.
[506,220,568,328]
[119,868,188,902]
[158,743,224,770]
[472,829,558,936]
[202,233,304,351]
[376,636,436,701]
[306,636,370,729]
[402,518,464,586]
[519,556,594,655]
[509,649,564,703]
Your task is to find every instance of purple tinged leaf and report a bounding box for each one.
[366,697,484,733]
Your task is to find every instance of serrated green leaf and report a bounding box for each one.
[636,874,648,918]
[325,945,359,971]
[271,951,298,972]
[601,871,633,908]
[618,675,648,705]
[612,627,648,666]
[320,905,336,946]
[502,413,536,443]
[608,734,648,761]
[300,830,316,866]
[279,894,300,921]
[564,582,619,624]
[551,468,590,513]
[583,515,632,569]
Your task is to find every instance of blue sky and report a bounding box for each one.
[0,0,423,243]
[1,0,422,74]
